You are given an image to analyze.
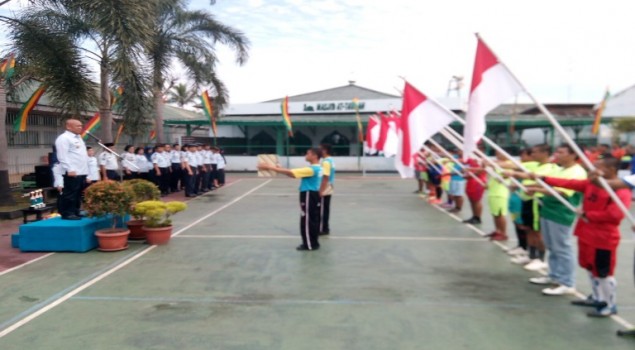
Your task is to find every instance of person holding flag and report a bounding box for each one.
[258,148,323,251]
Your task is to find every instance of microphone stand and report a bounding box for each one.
[84,132,139,181]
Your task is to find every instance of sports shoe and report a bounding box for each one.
[440,203,454,209]
[571,296,603,308]
[484,231,497,237]
[506,246,527,256]
[587,304,617,317]
[523,259,548,271]
[462,217,481,225]
[448,208,461,214]
[542,285,576,296]
[428,198,442,204]
[617,328,635,337]
[489,232,508,241]
[510,255,531,265]
[529,276,552,285]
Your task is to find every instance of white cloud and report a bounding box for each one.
[3,0,635,105]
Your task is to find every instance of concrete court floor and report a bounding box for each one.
[0,175,634,350]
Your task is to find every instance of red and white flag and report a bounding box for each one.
[365,115,380,153]
[382,113,400,158]
[395,82,456,178]
[463,37,523,157]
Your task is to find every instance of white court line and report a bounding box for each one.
[253,193,415,198]
[423,194,635,329]
[0,179,272,339]
[0,253,54,278]
[0,180,246,280]
[175,234,488,242]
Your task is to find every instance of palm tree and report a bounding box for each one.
[148,0,249,142]
[11,0,156,142]
[0,0,154,205]
[166,83,197,107]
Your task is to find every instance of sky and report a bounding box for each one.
[2,0,635,105]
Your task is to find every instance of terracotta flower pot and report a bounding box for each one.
[143,226,173,245]
[127,220,146,240]
[95,228,130,252]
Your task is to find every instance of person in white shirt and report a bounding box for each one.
[99,143,120,181]
[121,145,138,180]
[202,144,214,192]
[183,144,199,197]
[86,147,101,183]
[193,144,205,193]
[54,119,89,220]
[170,144,183,192]
[215,147,227,186]
[134,147,151,181]
[153,144,171,195]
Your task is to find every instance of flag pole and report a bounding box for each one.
[476,33,635,225]
[426,138,487,187]
[403,79,579,213]
[441,127,529,192]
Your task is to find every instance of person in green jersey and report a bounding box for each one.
[258,148,323,251]
[485,150,512,241]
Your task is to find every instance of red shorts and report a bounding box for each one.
[578,241,617,277]
[466,182,485,202]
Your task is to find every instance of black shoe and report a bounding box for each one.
[617,328,635,337]
[463,217,481,224]
[319,231,330,236]
[296,245,319,251]
[62,215,82,220]
[571,296,603,308]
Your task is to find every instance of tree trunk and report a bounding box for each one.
[153,87,165,143]
[99,59,113,142]
[0,83,16,205]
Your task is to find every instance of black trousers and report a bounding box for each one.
[158,167,170,194]
[106,170,120,181]
[300,191,320,250]
[185,167,198,196]
[217,168,225,185]
[320,195,331,233]
[196,166,205,193]
[59,174,86,218]
[170,163,182,191]
[122,171,136,180]
[202,165,212,190]
[210,164,218,187]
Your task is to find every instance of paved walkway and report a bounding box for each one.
[0,175,633,349]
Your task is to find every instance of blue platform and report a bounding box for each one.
[12,216,128,253]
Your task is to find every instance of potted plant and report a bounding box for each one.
[135,200,187,245]
[84,180,134,251]
[123,179,161,240]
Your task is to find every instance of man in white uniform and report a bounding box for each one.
[54,119,88,220]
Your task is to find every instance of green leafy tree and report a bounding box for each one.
[166,83,197,107]
[148,0,249,142]
[0,0,154,205]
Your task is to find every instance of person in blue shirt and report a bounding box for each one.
[319,143,335,235]
[258,148,323,251]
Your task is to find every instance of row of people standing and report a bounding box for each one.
[101,143,226,196]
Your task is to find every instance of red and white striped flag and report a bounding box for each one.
[463,37,523,158]
[365,115,380,152]
[395,82,455,178]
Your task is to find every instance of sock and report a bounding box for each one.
[588,272,600,301]
[515,226,527,250]
[597,277,617,309]
[529,246,538,260]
